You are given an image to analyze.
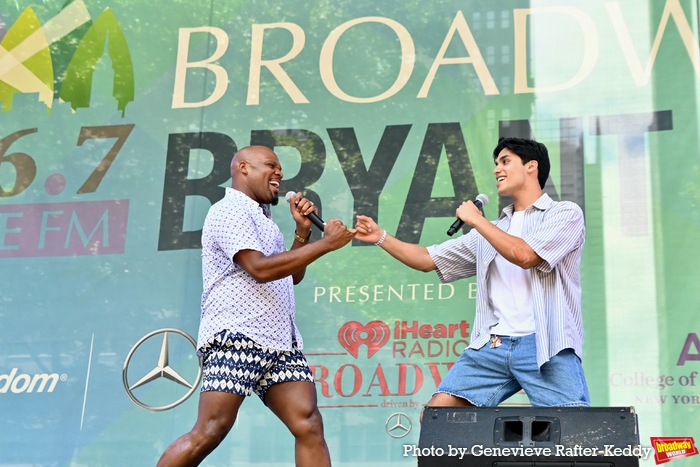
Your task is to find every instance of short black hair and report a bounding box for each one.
[493,137,550,189]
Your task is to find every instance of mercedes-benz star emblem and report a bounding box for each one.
[385,412,412,438]
[122,328,202,412]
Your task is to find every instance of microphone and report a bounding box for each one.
[285,191,325,231]
[446,194,489,236]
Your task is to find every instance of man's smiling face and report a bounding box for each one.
[244,148,283,206]
[494,148,530,197]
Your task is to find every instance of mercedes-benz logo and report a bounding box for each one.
[385,412,412,438]
[122,328,202,412]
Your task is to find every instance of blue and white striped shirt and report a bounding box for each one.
[427,193,585,367]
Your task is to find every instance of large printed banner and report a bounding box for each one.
[1,0,699,465]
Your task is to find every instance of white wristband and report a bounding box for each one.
[375,229,387,246]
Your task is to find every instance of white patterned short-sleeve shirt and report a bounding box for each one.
[197,188,302,353]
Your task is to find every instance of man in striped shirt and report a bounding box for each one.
[355,137,590,408]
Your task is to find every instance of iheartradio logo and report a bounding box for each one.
[338,321,390,358]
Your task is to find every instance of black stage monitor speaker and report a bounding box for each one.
[418,406,640,466]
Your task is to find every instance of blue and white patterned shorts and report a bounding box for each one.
[199,330,314,402]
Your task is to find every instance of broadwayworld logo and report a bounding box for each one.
[650,437,698,465]
[0,0,134,114]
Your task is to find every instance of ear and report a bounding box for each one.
[527,160,538,173]
[238,161,249,175]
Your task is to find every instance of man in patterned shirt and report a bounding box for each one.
[354,137,590,408]
[158,146,355,466]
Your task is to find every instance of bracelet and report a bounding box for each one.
[294,230,311,243]
[375,229,387,246]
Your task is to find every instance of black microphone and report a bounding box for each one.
[285,191,325,231]
[446,193,489,236]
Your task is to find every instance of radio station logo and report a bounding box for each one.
[308,319,470,405]
[338,321,390,358]
[0,0,134,113]
[336,319,470,360]
[0,1,136,258]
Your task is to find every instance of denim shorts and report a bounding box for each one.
[436,334,590,407]
[199,330,313,402]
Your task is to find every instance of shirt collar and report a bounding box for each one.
[500,192,554,218]
[225,187,271,217]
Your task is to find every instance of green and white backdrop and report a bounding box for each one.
[1,0,699,465]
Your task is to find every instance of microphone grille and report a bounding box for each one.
[476,193,489,206]
[285,191,295,203]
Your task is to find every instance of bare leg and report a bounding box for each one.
[156,391,244,467]
[265,381,331,467]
